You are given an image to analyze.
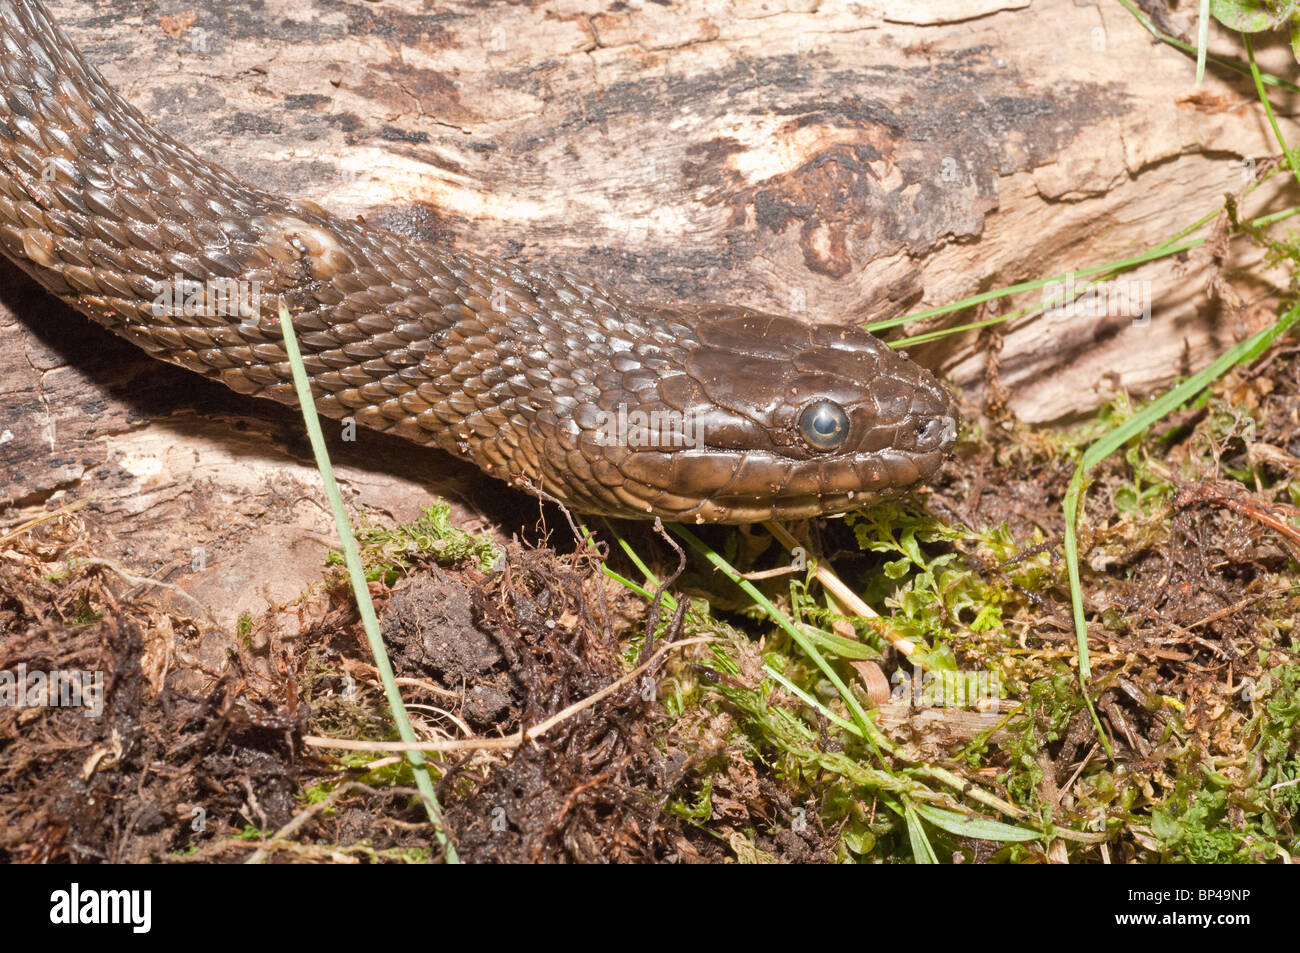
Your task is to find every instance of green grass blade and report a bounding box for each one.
[1244,33,1300,192]
[801,626,883,661]
[903,799,938,863]
[276,305,457,862]
[911,803,1042,843]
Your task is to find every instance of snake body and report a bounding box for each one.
[0,0,957,523]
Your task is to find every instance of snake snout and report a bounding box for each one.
[913,414,956,453]
[896,376,960,460]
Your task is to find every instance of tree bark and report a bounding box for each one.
[3,0,1297,624]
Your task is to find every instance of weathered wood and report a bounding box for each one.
[3,0,1297,623]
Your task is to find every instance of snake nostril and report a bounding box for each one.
[915,416,956,450]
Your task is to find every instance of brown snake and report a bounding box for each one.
[0,0,957,523]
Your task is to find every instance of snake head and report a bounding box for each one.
[556,308,958,523]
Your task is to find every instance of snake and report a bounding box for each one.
[0,0,957,524]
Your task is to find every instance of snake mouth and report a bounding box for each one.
[598,434,954,524]
[677,479,932,524]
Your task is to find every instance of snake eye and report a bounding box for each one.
[798,400,851,451]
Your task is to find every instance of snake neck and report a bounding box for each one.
[0,1,683,506]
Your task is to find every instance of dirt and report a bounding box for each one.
[0,558,307,862]
[381,570,516,729]
[0,509,834,862]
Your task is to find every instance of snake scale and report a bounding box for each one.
[0,0,957,523]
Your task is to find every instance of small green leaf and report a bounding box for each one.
[883,556,911,579]
[1210,0,1284,32]
[904,800,938,863]
[913,803,1044,843]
